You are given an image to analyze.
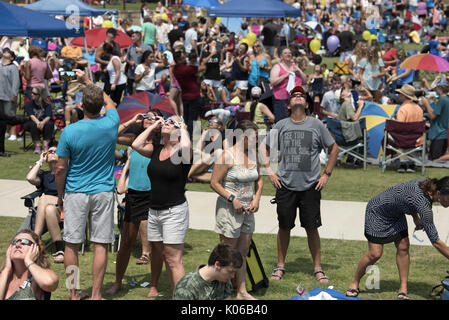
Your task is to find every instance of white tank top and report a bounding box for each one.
[107,56,127,86]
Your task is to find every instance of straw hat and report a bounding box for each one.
[395,84,419,102]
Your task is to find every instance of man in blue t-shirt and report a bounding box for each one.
[55,69,119,300]
[422,81,449,160]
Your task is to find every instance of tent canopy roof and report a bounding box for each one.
[26,0,118,16]
[208,0,301,18]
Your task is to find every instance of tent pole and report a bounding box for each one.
[284,17,289,49]
[83,36,94,81]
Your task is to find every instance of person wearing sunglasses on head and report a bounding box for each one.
[132,114,192,297]
[26,146,65,264]
[107,109,163,297]
[0,229,59,300]
[23,86,54,155]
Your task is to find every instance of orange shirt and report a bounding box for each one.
[395,101,423,123]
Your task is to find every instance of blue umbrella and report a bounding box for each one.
[360,102,400,158]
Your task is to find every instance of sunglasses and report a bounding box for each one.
[164,118,182,128]
[291,92,305,98]
[11,238,35,246]
[209,119,220,124]
[31,92,40,96]
[143,114,157,120]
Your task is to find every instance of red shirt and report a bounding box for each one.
[383,48,397,63]
[173,64,200,100]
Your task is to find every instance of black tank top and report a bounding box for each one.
[147,144,191,210]
[232,55,249,80]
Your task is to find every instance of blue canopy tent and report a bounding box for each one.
[0,1,84,38]
[208,0,301,18]
[25,0,117,17]
[183,0,220,8]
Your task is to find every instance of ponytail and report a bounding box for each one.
[249,98,259,122]
[419,176,449,197]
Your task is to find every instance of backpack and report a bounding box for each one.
[430,271,449,300]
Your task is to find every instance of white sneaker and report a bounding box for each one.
[7,135,16,141]
[5,133,10,139]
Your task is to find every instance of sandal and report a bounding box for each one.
[397,292,410,300]
[136,254,150,265]
[52,251,64,264]
[270,266,286,280]
[345,288,360,297]
[313,269,330,283]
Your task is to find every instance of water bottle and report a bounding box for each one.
[296,283,311,300]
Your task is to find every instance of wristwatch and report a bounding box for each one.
[227,194,235,203]
[323,169,332,177]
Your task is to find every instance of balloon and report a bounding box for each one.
[327,35,339,53]
[369,28,377,35]
[161,13,168,21]
[362,30,371,41]
[216,17,222,25]
[370,34,377,41]
[240,39,249,45]
[246,32,257,45]
[309,39,321,53]
[102,20,113,28]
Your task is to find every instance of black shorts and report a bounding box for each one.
[124,189,152,223]
[365,229,409,245]
[275,184,322,230]
[429,138,448,160]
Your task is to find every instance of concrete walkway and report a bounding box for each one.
[2,179,449,247]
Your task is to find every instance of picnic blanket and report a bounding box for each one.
[286,288,366,300]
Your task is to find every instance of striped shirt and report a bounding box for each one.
[365,180,440,243]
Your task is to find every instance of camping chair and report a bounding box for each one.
[326,118,368,170]
[19,189,63,250]
[381,120,427,175]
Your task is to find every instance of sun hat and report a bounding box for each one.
[395,84,419,102]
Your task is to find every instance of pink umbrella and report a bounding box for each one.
[400,53,449,72]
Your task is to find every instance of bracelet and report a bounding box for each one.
[26,262,36,269]
[35,160,43,167]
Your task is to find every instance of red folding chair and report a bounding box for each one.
[381,120,427,175]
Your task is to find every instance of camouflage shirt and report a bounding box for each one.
[173,265,233,300]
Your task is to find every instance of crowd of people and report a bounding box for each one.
[2,0,449,301]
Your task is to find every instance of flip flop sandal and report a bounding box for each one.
[314,270,330,282]
[52,251,64,264]
[270,266,286,280]
[397,292,410,300]
[345,288,360,297]
[136,254,150,265]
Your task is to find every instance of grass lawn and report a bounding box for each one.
[0,216,445,300]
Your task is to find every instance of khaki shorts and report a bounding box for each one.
[63,191,115,244]
[215,197,255,239]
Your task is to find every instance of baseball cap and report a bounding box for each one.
[289,85,306,96]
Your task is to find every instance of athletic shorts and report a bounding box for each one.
[274,184,322,230]
[235,80,248,91]
[215,196,255,239]
[148,201,189,244]
[63,191,115,244]
[365,230,409,244]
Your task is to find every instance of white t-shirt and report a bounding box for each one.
[156,23,170,45]
[107,56,127,86]
[135,63,158,91]
[184,28,197,53]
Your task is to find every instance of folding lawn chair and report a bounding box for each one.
[326,118,368,170]
[381,120,427,175]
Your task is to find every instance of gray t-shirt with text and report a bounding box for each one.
[266,117,335,191]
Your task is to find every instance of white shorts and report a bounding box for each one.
[235,80,248,90]
[148,201,189,244]
[203,79,222,88]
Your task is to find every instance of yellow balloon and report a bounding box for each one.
[102,20,113,28]
[362,30,371,41]
[161,13,168,21]
[155,14,161,20]
[246,32,257,45]
[216,17,222,25]
[370,34,377,41]
[309,39,321,53]
[240,39,249,46]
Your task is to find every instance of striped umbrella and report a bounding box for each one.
[400,53,449,72]
[117,91,175,124]
[359,102,401,158]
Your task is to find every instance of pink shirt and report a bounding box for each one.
[29,57,47,88]
[272,63,302,100]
